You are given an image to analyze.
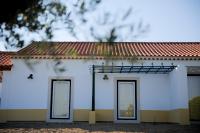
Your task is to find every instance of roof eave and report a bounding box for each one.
[11,55,200,60]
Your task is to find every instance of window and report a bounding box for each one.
[50,79,71,119]
[117,80,137,120]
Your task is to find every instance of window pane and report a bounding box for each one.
[52,80,70,118]
[118,82,135,119]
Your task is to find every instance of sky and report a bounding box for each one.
[52,0,200,42]
[1,0,200,50]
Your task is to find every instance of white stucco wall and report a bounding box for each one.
[1,59,200,111]
[188,76,200,100]
[1,59,94,109]
[95,73,170,110]
[169,65,189,109]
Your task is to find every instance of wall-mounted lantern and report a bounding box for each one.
[103,74,109,80]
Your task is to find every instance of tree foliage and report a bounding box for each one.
[0,0,68,48]
[0,0,149,49]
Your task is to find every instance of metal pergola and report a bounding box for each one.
[91,63,177,111]
[93,65,176,74]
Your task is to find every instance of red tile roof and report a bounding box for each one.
[15,42,200,60]
[0,52,14,71]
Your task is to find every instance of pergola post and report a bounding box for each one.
[89,65,96,124]
[92,65,95,111]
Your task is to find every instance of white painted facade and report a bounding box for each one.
[1,59,200,113]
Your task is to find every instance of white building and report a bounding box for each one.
[0,42,200,125]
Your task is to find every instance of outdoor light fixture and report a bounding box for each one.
[103,74,109,80]
[27,74,33,79]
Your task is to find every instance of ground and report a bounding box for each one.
[0,122,200,133]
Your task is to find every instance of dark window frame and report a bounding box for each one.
[187,74,200,76]
[117,80,137,120]
[50,79,71,120]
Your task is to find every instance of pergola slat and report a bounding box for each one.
[93,65,177,74]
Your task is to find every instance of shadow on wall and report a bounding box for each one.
[189,96,200,121]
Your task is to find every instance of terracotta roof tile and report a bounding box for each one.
[0,52,15,71]
[15,42,200,59]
